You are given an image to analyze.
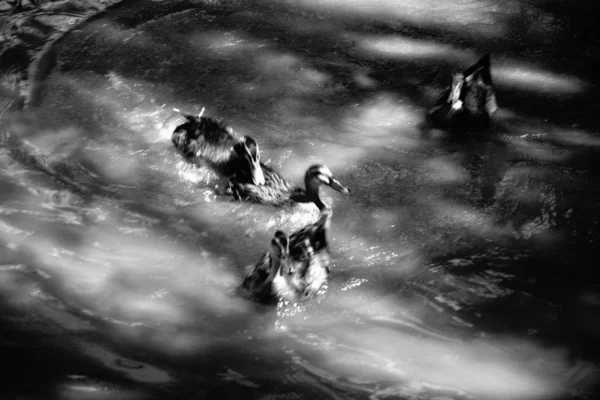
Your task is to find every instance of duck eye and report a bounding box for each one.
[316,174,330,184]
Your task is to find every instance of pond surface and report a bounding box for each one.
[1,0,600,399]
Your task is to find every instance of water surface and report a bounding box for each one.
[1,0,599,399]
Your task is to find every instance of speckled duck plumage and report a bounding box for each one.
[171,108,265,185]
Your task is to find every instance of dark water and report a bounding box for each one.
[1,0,600,399]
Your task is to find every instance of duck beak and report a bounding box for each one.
[279,257,289,276]
[273,231,291,275]
[328,178,350,194]
[280,258,294,276]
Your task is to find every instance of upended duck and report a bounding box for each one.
[426,54,498,132]
[171,108,265,185]
[230,164,350,211]
[242,211,333,303]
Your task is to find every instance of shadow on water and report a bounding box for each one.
[2,0,600,398]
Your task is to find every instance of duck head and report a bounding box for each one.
[271,230,291,276]
[233,136,266,185]
[278,234,315,278]
[304,165,350,211]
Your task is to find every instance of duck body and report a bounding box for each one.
[426,54,498,133]
[171,109,265,185]
[230,164,350,211]
[274,211,332,301]
[232,163,301,207]
[171,110,236,162]
[241,251,280,303]
[242,212,333,303]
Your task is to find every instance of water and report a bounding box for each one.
[1,0,599,399]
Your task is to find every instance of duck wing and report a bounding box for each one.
[289,211,331,257]
[242,252,272,292]
[282,212,332,296]
[230,164,297,206]
[172,121,199,157]
[463,54,492,84]
[198,118,237,145]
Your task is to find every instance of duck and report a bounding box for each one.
[230,164,350,211]
[426,53,498,132]
[171,107,265,185]
[242,211,333,303]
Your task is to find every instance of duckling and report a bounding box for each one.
[426,54,498,132]
[171,108,265,185]
[242,212,333,303]
[230,164,350,211]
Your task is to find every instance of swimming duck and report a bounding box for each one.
[171,108,265,185]
[230,164,350,211]
[426,54,498,132]
[242,212,333,302]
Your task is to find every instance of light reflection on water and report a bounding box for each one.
[1,0,599,399]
